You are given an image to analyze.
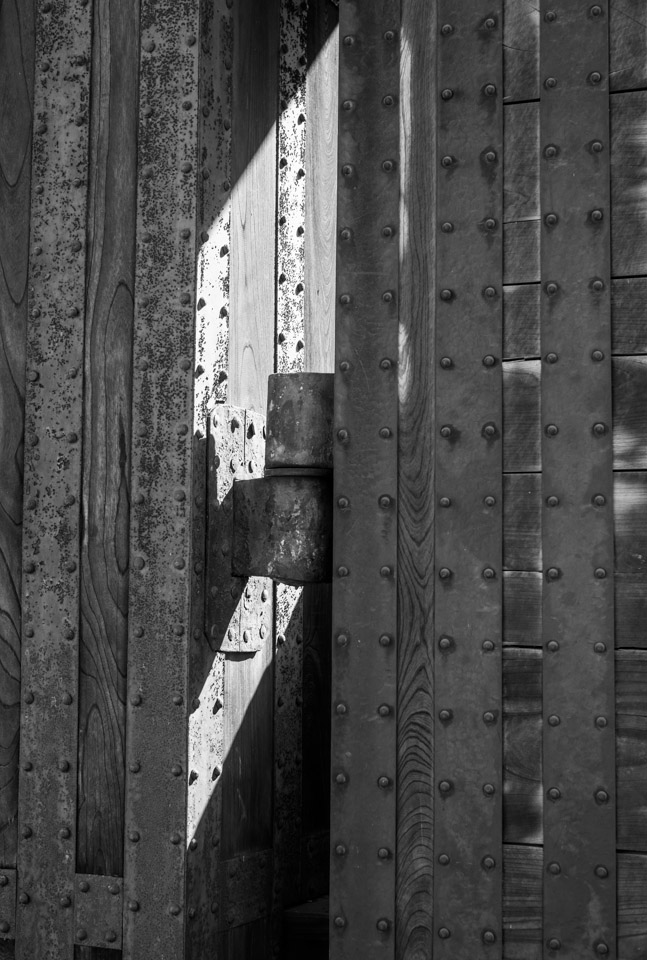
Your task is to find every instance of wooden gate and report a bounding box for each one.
[329,2,647,959]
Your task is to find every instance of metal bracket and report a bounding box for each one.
[74,874,123,950]
[0,868,16,940]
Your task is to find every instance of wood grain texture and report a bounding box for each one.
[615,471,647,648]
[76,0,139,883]
[503,473,541,572]
[613,357,647,469]
[503,285,540,360]
[503,360,541,473]
[503,221,539,285]
[503,649,542,846]
[613,279,647,355]
[502,0,539,104]
[610,0,647,92]
[0,0,34,869]
[229,0,280,413]
[617,651,647,851]
[504,102,539,223]
[611,91,647,279]
[397,3,436,955]
[503,572,542,646]
[304,0,337,375]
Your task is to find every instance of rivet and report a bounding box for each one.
[379,495,392,509]
[339,293,351,306]
[441,88,454,101]
[591,140,604,153]
[380,565,393,579]
[483,711,496,724]
[334,916,346,929]
[340,228,352,241]
[438,567,452,580]
[483,639,495,652]
[482,855,496,870]
[482,783,495,797]
[19,893,30,905]
[545,213,559,227]
[547,787,561,801]
[548,938,562,950]
[441,221,454,233]
[129,830,140,842]
[594,642,607,653]
[438,927,451,939]
[439,496,451,507]
[379,634,393,647]
[483,930,496,945]
[590,208,604,222]
[482,423,497,439]
[439,780,453,794]
[438,708,453,722]
[24,691,34,704]
[379,427,392,440]
[593,494,607,506]
[64,560,76,572]
[596,944,609,957]
[336,633,349,647]
[544,144,559,159]
[382,225,395,238]
[595,715,608,728]
[341,164,354,177]
[337,566,349,578]
[340,360,351,372]
[438,636,453,651]
[24,561,36,574]
[105,930,117,943]
[548,714,561,726]
[335,772,348,785]
[440,425,453,439]
[591,349,605,362]
[337,496,350,509]
[484,495,496,507]
[592,278,605,293]
[170,832,181,844]
[482,355,496,368]
[335,702,347,716]
[483,83,497,97]
[169,904,181,917]
[130,693,142,706]
[485,218,497,231]
[545,10,557,21]
[546,495,559,507]
[376,919,390,933]
[546,353,558,364]
[589,71,603,84]
[545,77,557,89]
[438,853,450,865]
[441,156,455,168]
[380,358,393,371]
[484,16,497,28]
[440,23,454,35]
[337,428,349,443]
[343,34,354,45]
[378,847,391,859]
[59,895,72,909]
[382,291,394,305]
[545,424,559,437]
[341,99,354,111]
[594,567,607,579]
[590,4,603,16]
[23,761,32,771]
[593,422,608,436]
[595,788,609,804]
[0,877,9,888]
[484,150,497,163]
[382,160,395,173]
[129,761,141,773]
[21,827,32,839]
[595,864,609,878]
[482,567,496,580]
[0,922,8,933]
[547,861,561,875]
[128,900,140,911]
[545,281,559,296]
[377,776,392,789]
[483,286,497,299]
[547,640,559,652]
[58,760,70,772]
[382,95,395,107]
[334,843,347,856]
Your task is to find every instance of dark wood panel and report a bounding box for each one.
[0,0,34,869]
[304,0,337,375]
[504,220,539,285]
[76,0,138,882]
[610,0,647,92]
[611,92,647,279]
[503,284,540,360]
[504,102,539,223]
[615,471,647,647]
[503,846,647,960]
[503,572,542,646]
[503,360,541,473]
[502,0,539,104]
[397,1,436,953]
[613,279,647,355]
[617,651,647,851]
[503,473,541,572]
[503,648,542,846]
[614,357,647,470]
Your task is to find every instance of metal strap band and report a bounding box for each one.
[433,5,504,957]
[540,4,616,957]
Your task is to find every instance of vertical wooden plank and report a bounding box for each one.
[331,3,400,956]
[433,6,504,957]
[123,0,200,955]
[76,0,139,890]
[0,0,35,871]
[229,0,280,414]
[304,0,338,374]
[540,4,616,957]
[396,1,435,957]
[17,0,92,955]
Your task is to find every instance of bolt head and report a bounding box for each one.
[379,634,392,647]
[546,282,559,296]
[593,422,607,436]
[545,424,559,437]
[379,495,392,509]
[441,221,454,233]
[482,355,496,367]
[335,843,347,856]
[438,853,450,865]
[337,496,350,509]
[548,938,562,950]
[548,861,561,875]
[547,640,559,652]
[377,776,391,789]
[438,927,451,939]
[441,88,454,100]
[440,23,454,35]
[376,919,390,933]
[482,856,495,870]
[482,639,495,652]
[439,780,452,794]
[589,71,602,84]
[440,425,453,439]
[547,787,561,801]
[438,708,453,722]
[548,714,561,726]
[334,916,346,929]
[596,944,609,956]
[440,356,453,369]
[440,496,451,508]
[591,349,605,361]
[483,711,496,724]
[546,495,559,507]
[483,783,495,796]
[438,636,452,651]
[545,10,557,21]
[378,704,391,717]
[439,567,452,580]
[544,144,558,158]
[595,864,609,878]
[545,213,559,227]
[595,715,608,728]
[595,788,609,804]
[482,567,496,580]
[594,642,607,653]
[440,288,453,301]
[483,930,496,945]
[545,76,557,89]
[484,496,496,507]
[441,156,455,168]
[591,208,604,222]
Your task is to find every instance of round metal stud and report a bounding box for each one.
[441,88,454,101]
[484,16,497,28]
[376,919,390,933]
[483,423,497,439]
[341,99,354,111]
[334,916,346,929]
[547,787,561,801]
[337,496,349,509]
[339,293,351,306]
[18,893,29,905]
[335,772,348,785]
[485,218,497,231]
[440,497,451,508]
[591,349,605,362]
[441,221,454,233]
[591,140,604,153]
[589,71,602,84]
[60,896,71,909]
[596,944,609,956]
[545,424,559,437]
[544,144,559,159]
[438,780,453,794]
[440,288,454,301]
[595,788,610,804]
[484,495,496,507]
[591,208,604,222]
[378,776,392,789]
[482,783,495,797]
[483,355,496,367]
[595,864,609,878]
[483,285,497,299]
[548,715,561,726]
[379,358,393,371]
[545,10,556,21]
[438,853,450,865]
[382,95,395,107]
[546,281,559,296]
[382,290,394,303]
[545,77,557,89]
[382,226,394,238]
[341,164,354,177]
[592,278,605,293]
[594,567,607,579]
[382,160,395,173]
[441,156,455,168]
[482,639,495,652]
[378,704,392,718]
[337,566,349,578]
[337,429,349,443]
[483,930,496,945]
[340,361,351,373]
[483,711,496,724]
[335,702,347,716]
[595,715,608,728]
[593,422,608,436]
[484,150,497,163]
[379,495,392,509]
[547,861,561,875]
[482,855,496,870]
[548,938,562,950]
[379,427,392,440]
[438,636,452,651]
[483,83,497,97]
[440,356,453,369]
[545,213,559,227]
[438,708,453,722]
[336,633,349,647]
[379,634,393,647]
[21,827,32,839]
[594,642,607,653]
[129,900,140,911]
[340,228,352,241]
[334,843,347,856]
[438,567,452,580]
[440,23,454,35]
[129,830,140,843]
[546,495,560,507]
[343,35,354,45]
[547,641,559,653]
[438,927,451,939]
[593,494,607,507]
[0,922,8,933]
[483,567,496,580]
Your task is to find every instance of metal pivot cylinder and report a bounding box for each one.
[232,373,334,585]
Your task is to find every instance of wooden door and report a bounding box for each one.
[329,2,647,958]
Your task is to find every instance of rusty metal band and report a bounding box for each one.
[540,5,615,957]
[17,1,92,955]
[0,869,16,941]
[330,2,400,956]
[74,874,123,950]
[433,6,504,957]
[123,1,200,955]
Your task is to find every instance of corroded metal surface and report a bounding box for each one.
[216,851,273,932]
[0,869,16,940]
[276,0,307,374]
[433,6,504,957]
[330,2,400,955]
[540,5,615,957]
[17,0,92,955]
[266,373,334,470]
[232,476,333,584]
[74,874,123,950]
[123,0,200,955]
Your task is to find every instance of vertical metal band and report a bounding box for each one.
[17,0,92,954]
[433,6,503,957]
[330,2,400,956]
[124,1,199,955]
[540,5,615,957]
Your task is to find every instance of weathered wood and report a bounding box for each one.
[615,471,647,648]
[610,0,647,92]
[304,1,338,375]
[0,0,34,870]
[502,0,539,104]
[396,1,435,955]
[613,357,647,469]
[503,572,542,646]
[503,649,542,847]
[503,285,540,360]
[617,651,647,852]
[76,0,139,885]
[503,360,541,473]
[504,102,539,224]
[229,0,280,413]
[611,91,647,279]
[503,474,541,572]
[503,221,539,286]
